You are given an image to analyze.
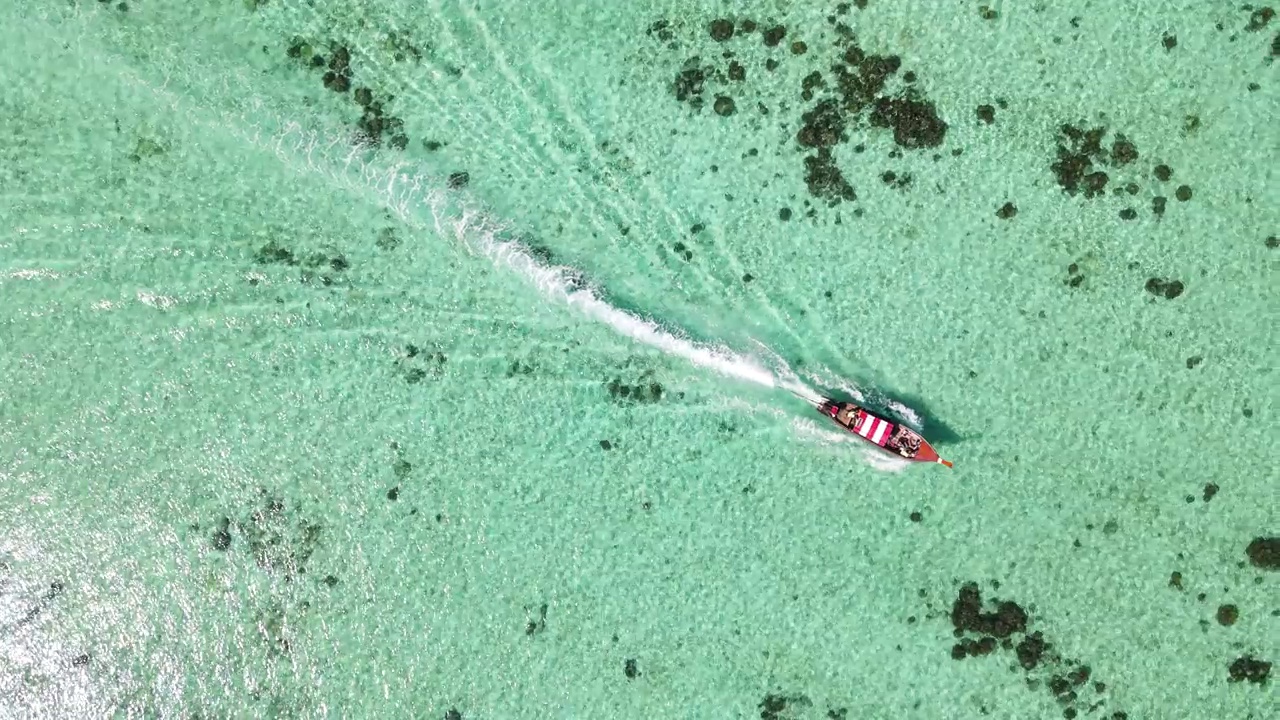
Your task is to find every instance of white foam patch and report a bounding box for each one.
[803,365,869,404]
[482,235,778,388]
[803,364,926,430]
[749,339,825,405]
[882,398,925,430]
[135,290,178,310]
[720,395,788,419]
[4,268,62,281]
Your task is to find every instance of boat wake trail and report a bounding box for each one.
[798,365,925,430]
[477,230,780,390]
[124,59,833,421]
[318,149,921,464]
[278,125,832,408]
[241,117,785,390]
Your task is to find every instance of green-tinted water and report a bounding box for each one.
[2,1,1276,718]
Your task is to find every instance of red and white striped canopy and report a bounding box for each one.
[853,411,892,446]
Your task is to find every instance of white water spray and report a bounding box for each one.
[801,365,925,430]
[750,339,826,406]
[478,225,781,389]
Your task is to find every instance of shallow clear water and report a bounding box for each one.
[2,1,1276,718]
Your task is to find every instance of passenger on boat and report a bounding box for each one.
[889,426,921,457]
[834,403,860,427]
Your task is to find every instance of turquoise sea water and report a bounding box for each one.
[1,1,1276,718]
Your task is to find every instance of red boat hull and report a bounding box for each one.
[818,399,952,468]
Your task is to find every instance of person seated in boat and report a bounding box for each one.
[834,403,861,428]
[888,425,921,457]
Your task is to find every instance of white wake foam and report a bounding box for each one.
[802,365,925,430]
[217,115,786,392]
[481,231,780,389]
[112,50,928,456]
[750,339,825,406]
